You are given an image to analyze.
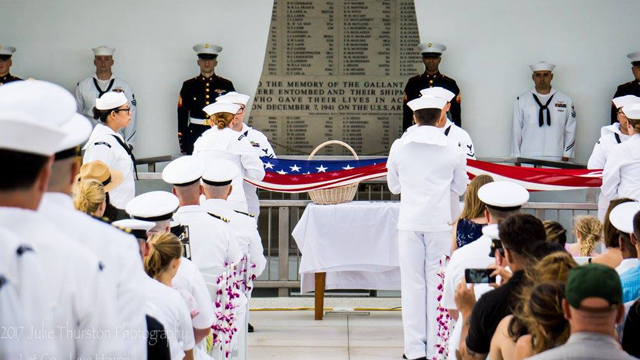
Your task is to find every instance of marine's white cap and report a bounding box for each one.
[112,219,155,240]
[622,103,640,120]
[613,95,640,109]
[420,87,455,102]
[92,46,115,56]
[0,45,16,56]
[627,51,640,63]
[216,91,251,106]
[203,102,241,116]
[202,159,240,186]
[417,42,446,54]
[95,91,128,110]
[478,181,530,211]
[407,96,447,111]
[609,202,640,234]
[162,156,205,186]
[0,81,69,155]
[193,43,222,56]
[126,191,180,221]
[530,61,556,72]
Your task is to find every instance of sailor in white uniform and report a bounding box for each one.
[0,272,24,357]
[83,91,136,209]
[75,46,138,146]
[0,80,120,359]
[162,155,243,274]
[608,203,640,276]
[441,181,529,356]
[194,102,265,212]
[125,192,225,355]
[588,95,640,221]
[602,103,640,203]
[201,158,268,278]
[511,61,577,161]
[216,91,276,220]
[38,83,147,358]
[387,96,468,360]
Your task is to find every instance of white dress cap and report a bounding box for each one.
[202,158,240,186]
[609,202,640,234]
[203,102,241,116]
[627,52,640,63]
[417,42,446,54]
[162,155,205,186]
[407,96,447,111]
[530,61,556,72]
[613,95,640,109]
[92,46,115,56]
[125,191,180,221]
[95,91,128,110]
[478,181,530,210]
[112,219,155,240]
[623,103,640,120]
[0,81,72,155]
[193,43,223,55]
[420,87,456,102]
[216,91,251,106]
[0,45,16,56]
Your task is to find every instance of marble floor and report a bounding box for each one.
[247,310,404,360]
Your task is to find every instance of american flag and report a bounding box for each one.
[247,158,603,193]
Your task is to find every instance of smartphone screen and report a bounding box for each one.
[464,268,496,284]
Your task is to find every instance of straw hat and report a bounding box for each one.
[77,160,124,192]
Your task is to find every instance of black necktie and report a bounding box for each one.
[93,78,115,97]
[532,93,555,127]
[111,135,138,180]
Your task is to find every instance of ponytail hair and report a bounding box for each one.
[92,106,118,123]
[144,232,182,279]
[628,118,640,134]
[573,215,603,256]
[73,179,106,215]
[210,112,235,129]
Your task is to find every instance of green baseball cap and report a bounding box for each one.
[566,263,622,309]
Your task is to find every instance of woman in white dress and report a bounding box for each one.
[602,103,640,203]
[82,91,136,211]
[193,102,265,212]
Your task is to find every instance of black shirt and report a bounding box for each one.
[466,270,526,355]
[622,300,640,358]
[611,80,640,124]
[402,71,461,130]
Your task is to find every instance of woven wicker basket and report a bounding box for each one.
[308,140,359,205]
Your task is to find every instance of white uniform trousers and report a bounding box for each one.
[399,230,450,360]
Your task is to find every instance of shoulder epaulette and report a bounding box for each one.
[208,212,230,223]
[238,134,247,141]
[94,141,111,148]
[234,210,255,218]
[16,245,33,256]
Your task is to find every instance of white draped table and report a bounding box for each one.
[292,201,402,319]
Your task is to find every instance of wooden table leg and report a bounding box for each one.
[314,272,326,320]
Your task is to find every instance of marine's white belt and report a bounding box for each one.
[189,117,208,125]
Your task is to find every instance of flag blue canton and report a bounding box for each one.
[261,158,386,175]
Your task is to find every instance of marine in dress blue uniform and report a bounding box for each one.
[611,52,640,124]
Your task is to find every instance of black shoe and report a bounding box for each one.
[402,355,407,359]
[402,355,426,360]
[248,323,254,333]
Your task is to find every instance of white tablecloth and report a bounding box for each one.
[292,201,402,293]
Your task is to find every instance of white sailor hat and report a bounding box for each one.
[417,42,446,55]
[203,102,241,116]
[627,51,640,63]
[126,191,180,222]
[613,95,640,109]
[622,103,640,120]
[478,181,530,211]
[162,156,205,186]
[193,43,223,56]
[0,45,16,56]
[407,96,447,111]
[530,61,556,72]
[95,91,128,110]
[202,159,240,186]
[216,91,251,106]
[0,81,68,156]
[112,219,155,240]
[420,87,455,102]
[92,46,115,57]
[609,202,640,234]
